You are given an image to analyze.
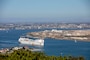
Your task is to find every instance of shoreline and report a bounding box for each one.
[27,29,90,42]
[45,37,90,42]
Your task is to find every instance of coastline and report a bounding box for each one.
[27,29,90,42]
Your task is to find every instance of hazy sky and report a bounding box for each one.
[0,0,90,23]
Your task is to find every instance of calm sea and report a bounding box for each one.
[0,29,90,60]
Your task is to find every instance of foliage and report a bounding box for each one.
[0,49,85,60]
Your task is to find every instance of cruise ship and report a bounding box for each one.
[18,37,44,46]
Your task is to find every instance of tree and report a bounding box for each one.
[0,49,85,60]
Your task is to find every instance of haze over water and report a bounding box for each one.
[0,0,90,23]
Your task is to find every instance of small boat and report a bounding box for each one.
[75,40,77,43]
[18,37,44,46]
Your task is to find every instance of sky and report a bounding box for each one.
[0,0,90,23]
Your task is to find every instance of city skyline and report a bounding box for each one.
[0,0,90,23]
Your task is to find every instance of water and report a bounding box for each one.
[0,29,90,60]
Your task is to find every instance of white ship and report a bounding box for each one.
[18,37,44,46]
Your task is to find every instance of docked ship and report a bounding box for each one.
[18,37,44,46]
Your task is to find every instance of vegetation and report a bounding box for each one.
[0,49,85,60]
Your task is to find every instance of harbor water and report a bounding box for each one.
[0,29,90,60]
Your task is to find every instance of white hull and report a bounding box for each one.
[18,37,44,46]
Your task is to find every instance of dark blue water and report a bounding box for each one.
[0,29,90,60]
